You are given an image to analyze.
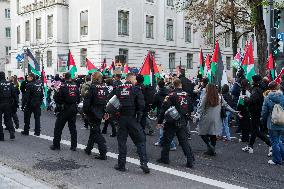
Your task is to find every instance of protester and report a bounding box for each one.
[197,84,238,156]
[261,81,284,165]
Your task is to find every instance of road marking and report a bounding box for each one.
[14,128,246,189]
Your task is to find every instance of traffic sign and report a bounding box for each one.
[279,41,283,53]
[277,33,284,41]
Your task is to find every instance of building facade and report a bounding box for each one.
[0,0,11,73]
[8,0,237,78]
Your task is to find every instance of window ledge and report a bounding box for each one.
[185,41,192,44]
[166,39,174,42]
[118,34,129,37]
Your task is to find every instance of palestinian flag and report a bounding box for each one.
[86,58,97,74]
[124,63,129,74]
[100,58,107,74]
[68,50,77,79]
[199,48,205,77]
[211,41,224,86]
[139,52,160,86]
[26,49,41,76]
[41,67,48,109]
[267,53,275,80]
[275,68,284,84]
[205,54,211,82]
[232,51,241,69]
[242,40,255,82]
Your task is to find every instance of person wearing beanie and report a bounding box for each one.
[0,72,18,141]
[261,81,284,165]
[242,75,272,155]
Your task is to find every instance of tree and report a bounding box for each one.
[177,0,253,55]
[177,0,271,76]
[248,0,267,76]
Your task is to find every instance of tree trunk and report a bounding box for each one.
[253,2,268,76]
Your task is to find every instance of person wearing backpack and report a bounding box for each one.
[261,81,284,165]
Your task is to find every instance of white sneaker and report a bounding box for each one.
[268,147,272,157]
[170,146,177,151]
[268,160,276,165]
[154,142,160,146]
[242,146,254,153]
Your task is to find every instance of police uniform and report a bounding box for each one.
[22,79,43,136]
[83,82,109,159]
[50,80,80,150]
[157,88,195,168]
[0,75,18,141]
[112,82,150,173]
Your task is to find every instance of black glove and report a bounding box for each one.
[136,111,143,123]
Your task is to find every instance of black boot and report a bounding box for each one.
[94,154,107,160]
[50,145,60,150]
[10,133,15,140]
[0,133,4,141]
[114,164,126,172]
[140,163,150,174]
[21,131,29,136]
[84,148,91,155]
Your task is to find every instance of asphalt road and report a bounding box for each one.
[0,110,283,189]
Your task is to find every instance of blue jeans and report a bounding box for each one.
[222,112,231,140]
[158,128,176,148]
[269,130,284,164]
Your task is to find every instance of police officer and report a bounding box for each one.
[83,72,109,160]
[110,73,150,174]
[0,72,18,141]
[21,73,43,136]
[50,72,80,151]
[156,78,194,168]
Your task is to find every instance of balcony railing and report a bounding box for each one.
[19,0,68,14]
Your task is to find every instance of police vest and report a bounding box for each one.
[92,84,109,105]
[170,91,189,116]
[32,81,43,99]
[0,81,12,99]
[116,83,135,107]
[65,83,78,104]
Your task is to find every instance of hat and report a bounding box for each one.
[0,72,5,80]
[252,75,262,83]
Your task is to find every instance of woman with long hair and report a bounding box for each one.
[197,84,238,156]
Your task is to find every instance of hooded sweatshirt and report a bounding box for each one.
[261,90,284,130]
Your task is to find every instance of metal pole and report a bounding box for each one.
[268,0,274,54]
[213,0,216,48]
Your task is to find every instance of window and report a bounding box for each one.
[36,18,41,39]
[17,26,20,44]
[47,51,52,67]
[187,53,193,69]
[5,9,10,18]
[118,10,129,35]
[167,0,174,6]
[225,32,231,47]
[119,48,129,64]
[35,51,41,64]
[169,53,175,69]
[185,22,191,43]
[80,48,87,67]
[17,0,20,13]
[5,27,11,38]
[47,15,53,38]
[25,20,30,41]
[146,15,154,39]
[80,11,88,36]
[5,46,11,56]
[226,56,231,70]
[166,19,174,41]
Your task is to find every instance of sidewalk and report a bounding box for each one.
[0,163,52,189]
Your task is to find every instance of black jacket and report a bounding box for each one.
[152,87,169,116]
[22,80,43,108]
[54,81,80,105]
[248,85,264,118]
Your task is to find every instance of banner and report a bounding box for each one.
[57,54,68,72]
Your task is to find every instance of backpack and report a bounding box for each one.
[271,104,284,126]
